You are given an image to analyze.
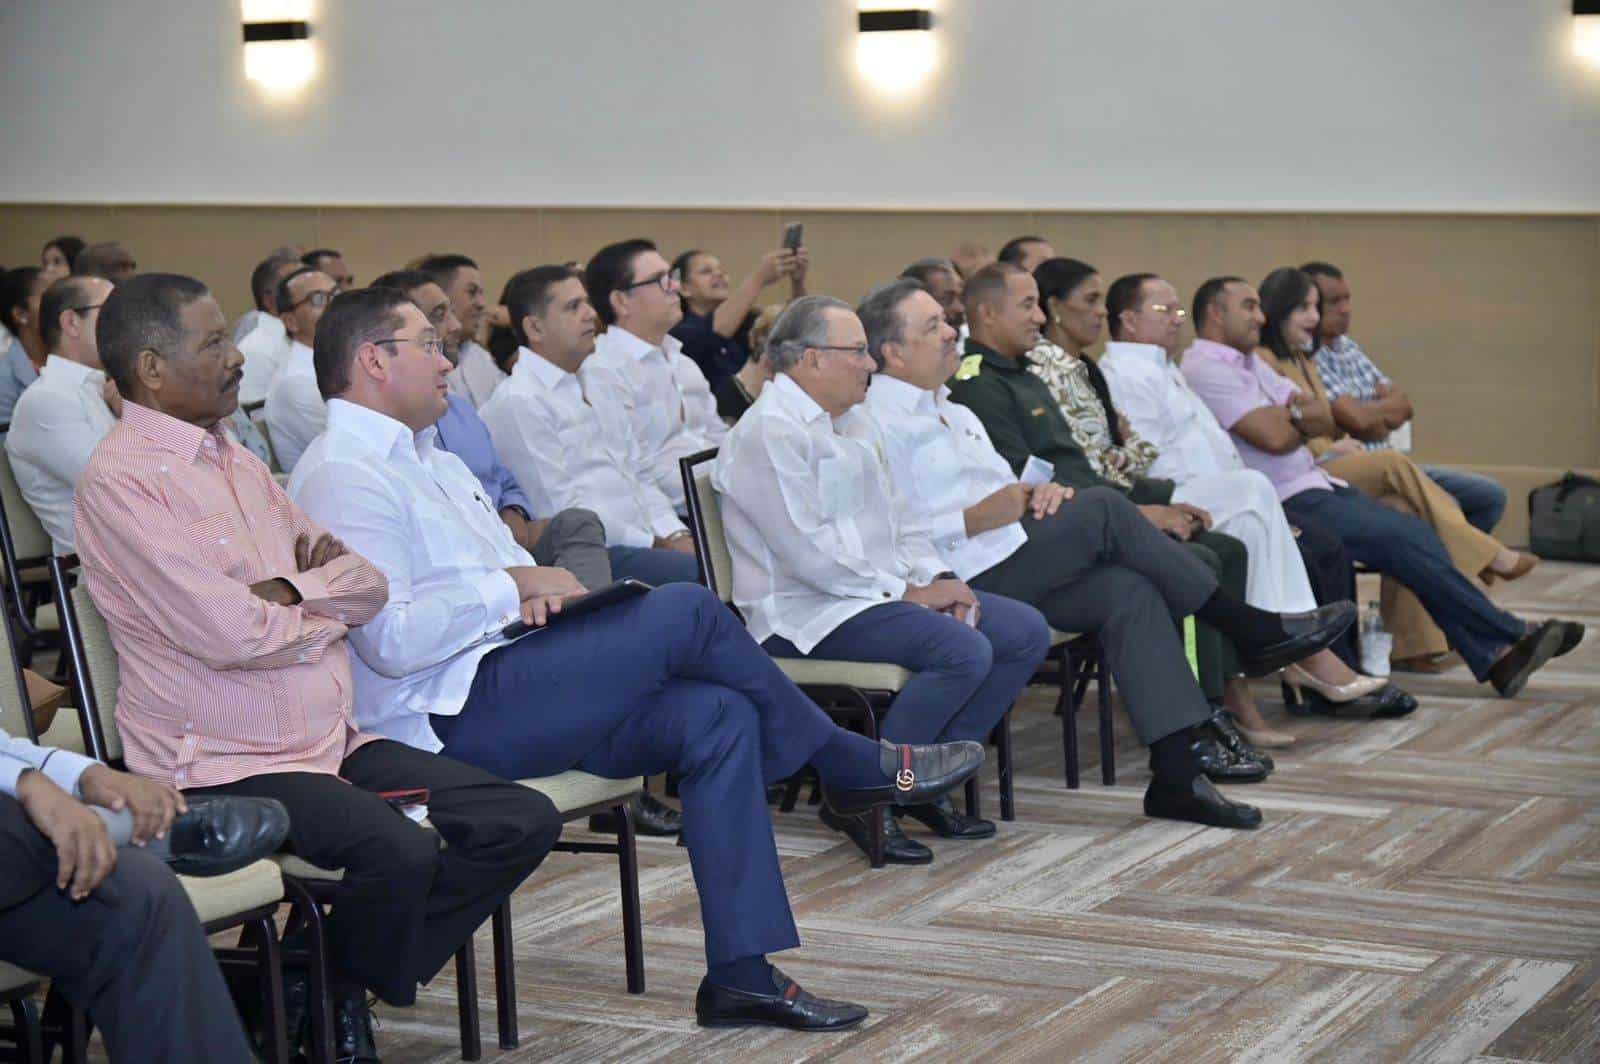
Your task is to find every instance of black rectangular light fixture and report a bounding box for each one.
[858,9,933,33]
[1577,1,1600,14]
[242,20,310,43]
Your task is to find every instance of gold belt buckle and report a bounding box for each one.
[895,768,915,791]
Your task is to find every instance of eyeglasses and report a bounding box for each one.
[812,344,872,359]
[67,303,107,315]
[372,334,446,357]
[285,289,336,311]
[1146,303,1188,320]
[619,269,681,294]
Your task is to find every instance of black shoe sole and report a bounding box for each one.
[696,1013,868,1032]
[1490,623,1564,698]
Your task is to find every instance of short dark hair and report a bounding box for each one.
[1103,272,1158,341]
[369,269,435,296]
[250,253,298,311]
[1033,256,1101,313]
[301,248,343,269]
[857,278,928,369]
[584,239,658,326]
[96,273,210,395]
[73,241,132,279]
[416,253,479,290]
[311,287,411,399]
[40,275,99,351]
[0,267,42,338]
[273,266,320,318]
[962,261,1027,316]
[503,265,582,347]
[1258,266,1318,365]
[997,236,1049,266]
[1300,261,1344,283]
[900,258,958,287]
[1192,276,1246,330]
[43,236,86,269]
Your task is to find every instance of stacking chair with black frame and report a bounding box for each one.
[38,556,291,1064]
[0,429,59,666]
[51,555,645,1061]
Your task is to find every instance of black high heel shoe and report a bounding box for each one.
[1282,679,1417,718]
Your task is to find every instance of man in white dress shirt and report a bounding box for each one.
[585,239,729,511]
[236,252,300,405]
[6,275,118,553]
[714,295,1053,863]
[290,286,983,1030]
[481,265,699,587]
[844,281,1303,830]
[263,266,337,471]
[418,253,505,408]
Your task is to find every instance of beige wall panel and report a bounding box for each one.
[312,207,542,303]
[1,205,121,269]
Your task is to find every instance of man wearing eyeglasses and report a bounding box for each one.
[6,274,117,554]
[263,266,338,471]
[585,239,728,516]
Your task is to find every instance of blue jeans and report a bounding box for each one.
[1421,466,1507,534]
[1281,486,1524,678]
[433,583,841,966]
[607,543,700,585]
[763,591,1052,746]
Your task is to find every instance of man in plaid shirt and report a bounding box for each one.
[1306,262,1508,534]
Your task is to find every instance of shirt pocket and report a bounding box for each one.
[182,512,252,582]
[816,455,866,520]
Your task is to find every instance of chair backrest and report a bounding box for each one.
[0,436,52,590]
[50,557,122,763]
[679,448,734,605]
[0,590,38,742]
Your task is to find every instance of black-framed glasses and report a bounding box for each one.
[285,289,336,311]
[619,268,681,294]
[372,334,446,357]
[67,303,107,315]
[812,344,872,359]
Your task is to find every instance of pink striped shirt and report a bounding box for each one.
[74,402,390,789]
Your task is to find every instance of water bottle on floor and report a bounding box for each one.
[1359,601,1393,677]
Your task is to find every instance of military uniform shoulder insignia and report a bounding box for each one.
[954,354,983,381]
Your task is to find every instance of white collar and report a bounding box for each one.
[325,397,437,464]
[1102,341,1171,369]
[41,353,103,387]
[257,315,287,342]
[514,347,577,392]
[603,325,677,362]
[865,372,939,415]
[770,373,831,426]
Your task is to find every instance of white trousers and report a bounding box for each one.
[1172,468,1318,614]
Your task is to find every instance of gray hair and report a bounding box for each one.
[857,278,927,370]
[901,257,957,284]
[765,295,853,374]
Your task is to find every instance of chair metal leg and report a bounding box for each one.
[454,938,482,1061]
[284,878,335,1064]
[491,901,518,1050]
[1096,645,1115,786]
[778,776,804,812]
[253,915,289,1064]
[616,803,646,994]
[964,775,980,819]
[996,714,1015,822]
[7,995,43,1064]
[1059,654,1080,790]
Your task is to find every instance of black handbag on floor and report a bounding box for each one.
[1529,473,1600,561]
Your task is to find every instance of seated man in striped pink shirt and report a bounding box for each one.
[73,273,563,1061]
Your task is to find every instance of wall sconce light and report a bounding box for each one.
[242,4,315,94]
[856,8,937,97]
[1576,1,1600,70]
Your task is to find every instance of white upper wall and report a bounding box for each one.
[3,0,1598,210]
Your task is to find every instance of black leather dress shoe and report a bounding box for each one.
[164,796,290,877]
[1285,681,1417,718]
[896,795,996,839]
[1190,736,1270,783]
[589,793,682,837]
[1555,620,1586,658]
[696,968,868,1031]
[1144,775,1263,829]
[1238,602,1358,677]
[1205,711,1273,773]
[1489,620,1564,698]
[820,804,932,864]
[821,740,984,816]
[333,984,380,1064]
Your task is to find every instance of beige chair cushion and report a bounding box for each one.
[775,658,911,691]
[178,859,283,924]
[518,771,639,815]
[273,854,345,883]
[1048,628,1078,647]
[34,709,86,753]
[0,960,41,994]
[33,602,58,634]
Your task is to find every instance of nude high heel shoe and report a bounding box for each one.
[1282,664,1385,703]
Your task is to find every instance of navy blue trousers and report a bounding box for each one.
[1282,485,1524,678]
[434,583,840,967]
[764,591,1052,746]
[608,544,701,585]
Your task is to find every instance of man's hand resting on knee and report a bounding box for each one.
[507,565,588,627]
[905,578,979,624]
[16,769,117,900]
